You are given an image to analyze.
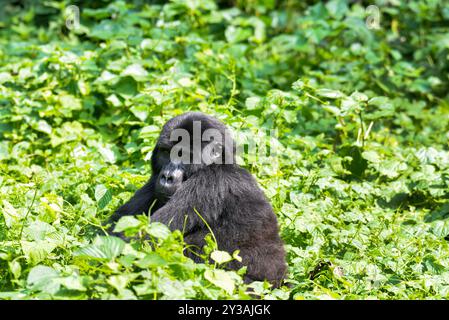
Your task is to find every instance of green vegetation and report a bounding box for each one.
[1,0,449,299]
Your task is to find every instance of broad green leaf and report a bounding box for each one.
[130,105,149,121]
[95,184,112,209]
[90,20,133,40]
[21,240,58,264]
[0,71,13,83]
[60,94,82,111]
[59,276,87,292]
[9,260,21,279]
[107,274,138,292]
[2,200,23,228]
[146,222,171,240]
[24,220,57,241]
[106,94,122,107]
[114,216,142,233]
[316,89,344,99]
[362,150,381,164]
[33,120,52,134]
[245,97,261,110]
[350,92,368,102]
[78,79,90,95]
[340,97,360,114]
[74,236,125,261]
[432,220,449,238]
[204,269,235,295]
[115,77,137,99]
[98,145,117,164]
[121,64,149,82]
[96,70,119,84]
[135,253,167,268]
[326,0,348,19]
[225,25,252,43]
[0,141,9,160]
[27,266,60,294]
[211,250,233,264]
[139,125,160,139]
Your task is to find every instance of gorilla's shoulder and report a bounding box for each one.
[224,165,257,179]
[210,165,268,198]
[202,164,256,182]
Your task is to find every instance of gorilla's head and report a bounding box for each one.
[151,112,235,201]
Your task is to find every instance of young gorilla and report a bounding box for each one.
[109,112,287,287]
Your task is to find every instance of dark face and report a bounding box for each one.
[153,146,185,201]
[152,112,235,202]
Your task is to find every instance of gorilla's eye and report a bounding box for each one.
[211,144,222,158]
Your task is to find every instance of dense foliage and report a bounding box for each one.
[0,0,449,299]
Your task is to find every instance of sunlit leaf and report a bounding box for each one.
[74,236,125,261]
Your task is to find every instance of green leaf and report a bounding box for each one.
[135,253,167,268]
[27,266,60,294]
[90,20,130,40]
[130,105,149,121]
[211,250,233,264]
[232,250,242,262]
[378,160,407,179]
[316,89,344,99]
[139,125,160,139]
[2,200,23,228]
[59,275,87,291]
[60,94,82,111]
[9,260,21,279]
[0,141,9,160]
[114,216,142,233]
[107,274,138,292]
[245,97,261,110]
[362,150,381,164]
[340,97,360,115]
[74,236,125,261]
[106,94,122,107]
[225,25,252,43]
[115,77,137,99]
[350,92,368,102]
[146,222,171,240]
[141,39,174,53]
[204,269,235,294]
[98,145,117,164]
[78,79,90,95]
[121,64,149,82]
[96,70,119,84]
[432,220,449,238]
[33,120,52,134]
[0,71,13,84]
[24,220,59,241]
[21,240,58,264]
[326,0,348,19]
[95,184,112,209]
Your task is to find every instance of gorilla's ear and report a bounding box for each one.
[202,141,223,165]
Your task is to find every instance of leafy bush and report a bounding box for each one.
[0,0,448,299]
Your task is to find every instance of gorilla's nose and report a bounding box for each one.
[160,169,183,187]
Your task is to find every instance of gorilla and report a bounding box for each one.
[109,112,287,287]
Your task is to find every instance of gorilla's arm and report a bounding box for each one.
[150,167,227,233]
[109,176,156,223]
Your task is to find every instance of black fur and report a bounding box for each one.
[109,112,287,287]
